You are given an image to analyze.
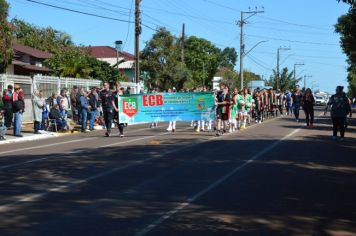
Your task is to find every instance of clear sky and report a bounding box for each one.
[7,0,351,93]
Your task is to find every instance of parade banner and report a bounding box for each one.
[118,92,216,124]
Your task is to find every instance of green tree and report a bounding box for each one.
[185,36,222,88]
[219,47,238,70]
[335,1,356,96]
[265,67,301,91]
[215,68,239,89]
[141,28,191,90]
[12,18,73,53]
[0,0,13,73]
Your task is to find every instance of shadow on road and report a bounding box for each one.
[0,118,355,236]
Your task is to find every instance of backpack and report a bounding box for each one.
[13,98,25,112]
[286,93,292,102]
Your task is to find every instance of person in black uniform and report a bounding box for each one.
[99,82,114,137]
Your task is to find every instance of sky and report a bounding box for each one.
[7,0,351,93]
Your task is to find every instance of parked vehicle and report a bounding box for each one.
[315,96,327,106]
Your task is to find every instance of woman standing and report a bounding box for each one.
[12,85,25,137]
[302,88,315,128]
[32,90,45,134]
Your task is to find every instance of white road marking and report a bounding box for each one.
[134,127,302,236]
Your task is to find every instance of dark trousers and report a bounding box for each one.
[34,121,41,133]
[118,123,124,135]
[103,109,113,133]
[293,104,300,120]
[332,117,346,137]
[304,106,314,126]
[4,109,13,128]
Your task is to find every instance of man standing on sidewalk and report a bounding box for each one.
[88,87,99,131]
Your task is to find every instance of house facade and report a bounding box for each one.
[88,46,135,82]
[6,43,51,76]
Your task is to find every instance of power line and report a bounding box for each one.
[246,54,271,71]
[122,0,134,50]
[141,5,233,25]
[203,0,241,12]
[246,34,338,46]
[24,0,134,23]
[256,15,332,31]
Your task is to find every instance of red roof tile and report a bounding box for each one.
[12,43,52,59]
[88,46,135,61]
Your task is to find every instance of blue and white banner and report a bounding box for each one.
[118,92,216,124]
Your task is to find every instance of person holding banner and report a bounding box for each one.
[166,88,177,133]
[112,86,125,138]
[100,82,114,137]
[215,83,231,136]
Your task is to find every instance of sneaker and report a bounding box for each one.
[258,121,262,124]
[105,131,111,137]
[332,136,337,141]
[172,129,176,133]
[14,134,23,137]
[310,124,315,129]
[167,127,172,131]
[339,137,345,141]
[296,119,299,122]
[120,134,124,138]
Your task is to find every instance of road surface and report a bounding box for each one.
[0,108,355,236]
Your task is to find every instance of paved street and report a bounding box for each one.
[0,109,355,236]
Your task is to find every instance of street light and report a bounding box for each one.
[240,40,268,89]
[115,40,123,69]
[276,46,291,90]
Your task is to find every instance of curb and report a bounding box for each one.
[0,132,60,145]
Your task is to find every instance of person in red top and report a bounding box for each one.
[12,85,25,137]
[2,84,13,128]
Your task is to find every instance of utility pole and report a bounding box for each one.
[181,23,185,63]
[134,0,141,84]
[276,46,290,90]
[238,8,264,89]
[293,62,305,82]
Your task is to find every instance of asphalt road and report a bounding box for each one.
[0,108,355,236]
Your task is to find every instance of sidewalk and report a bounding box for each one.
[0,130,60,145]
[0,122,63,145]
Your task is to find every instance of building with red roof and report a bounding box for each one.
[6,43,52,75]
[88,46,135,82]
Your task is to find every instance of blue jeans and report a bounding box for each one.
[293,104,300,120]
[13,112,22,135]
[81,109,88,131]
[89,110,97,130]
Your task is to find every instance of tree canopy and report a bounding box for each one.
[0,0,13,73]
[141,28,238,90]
[265,67,302,91]
[336,0,356,96]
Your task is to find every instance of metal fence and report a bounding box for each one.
[1,74,143,123]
